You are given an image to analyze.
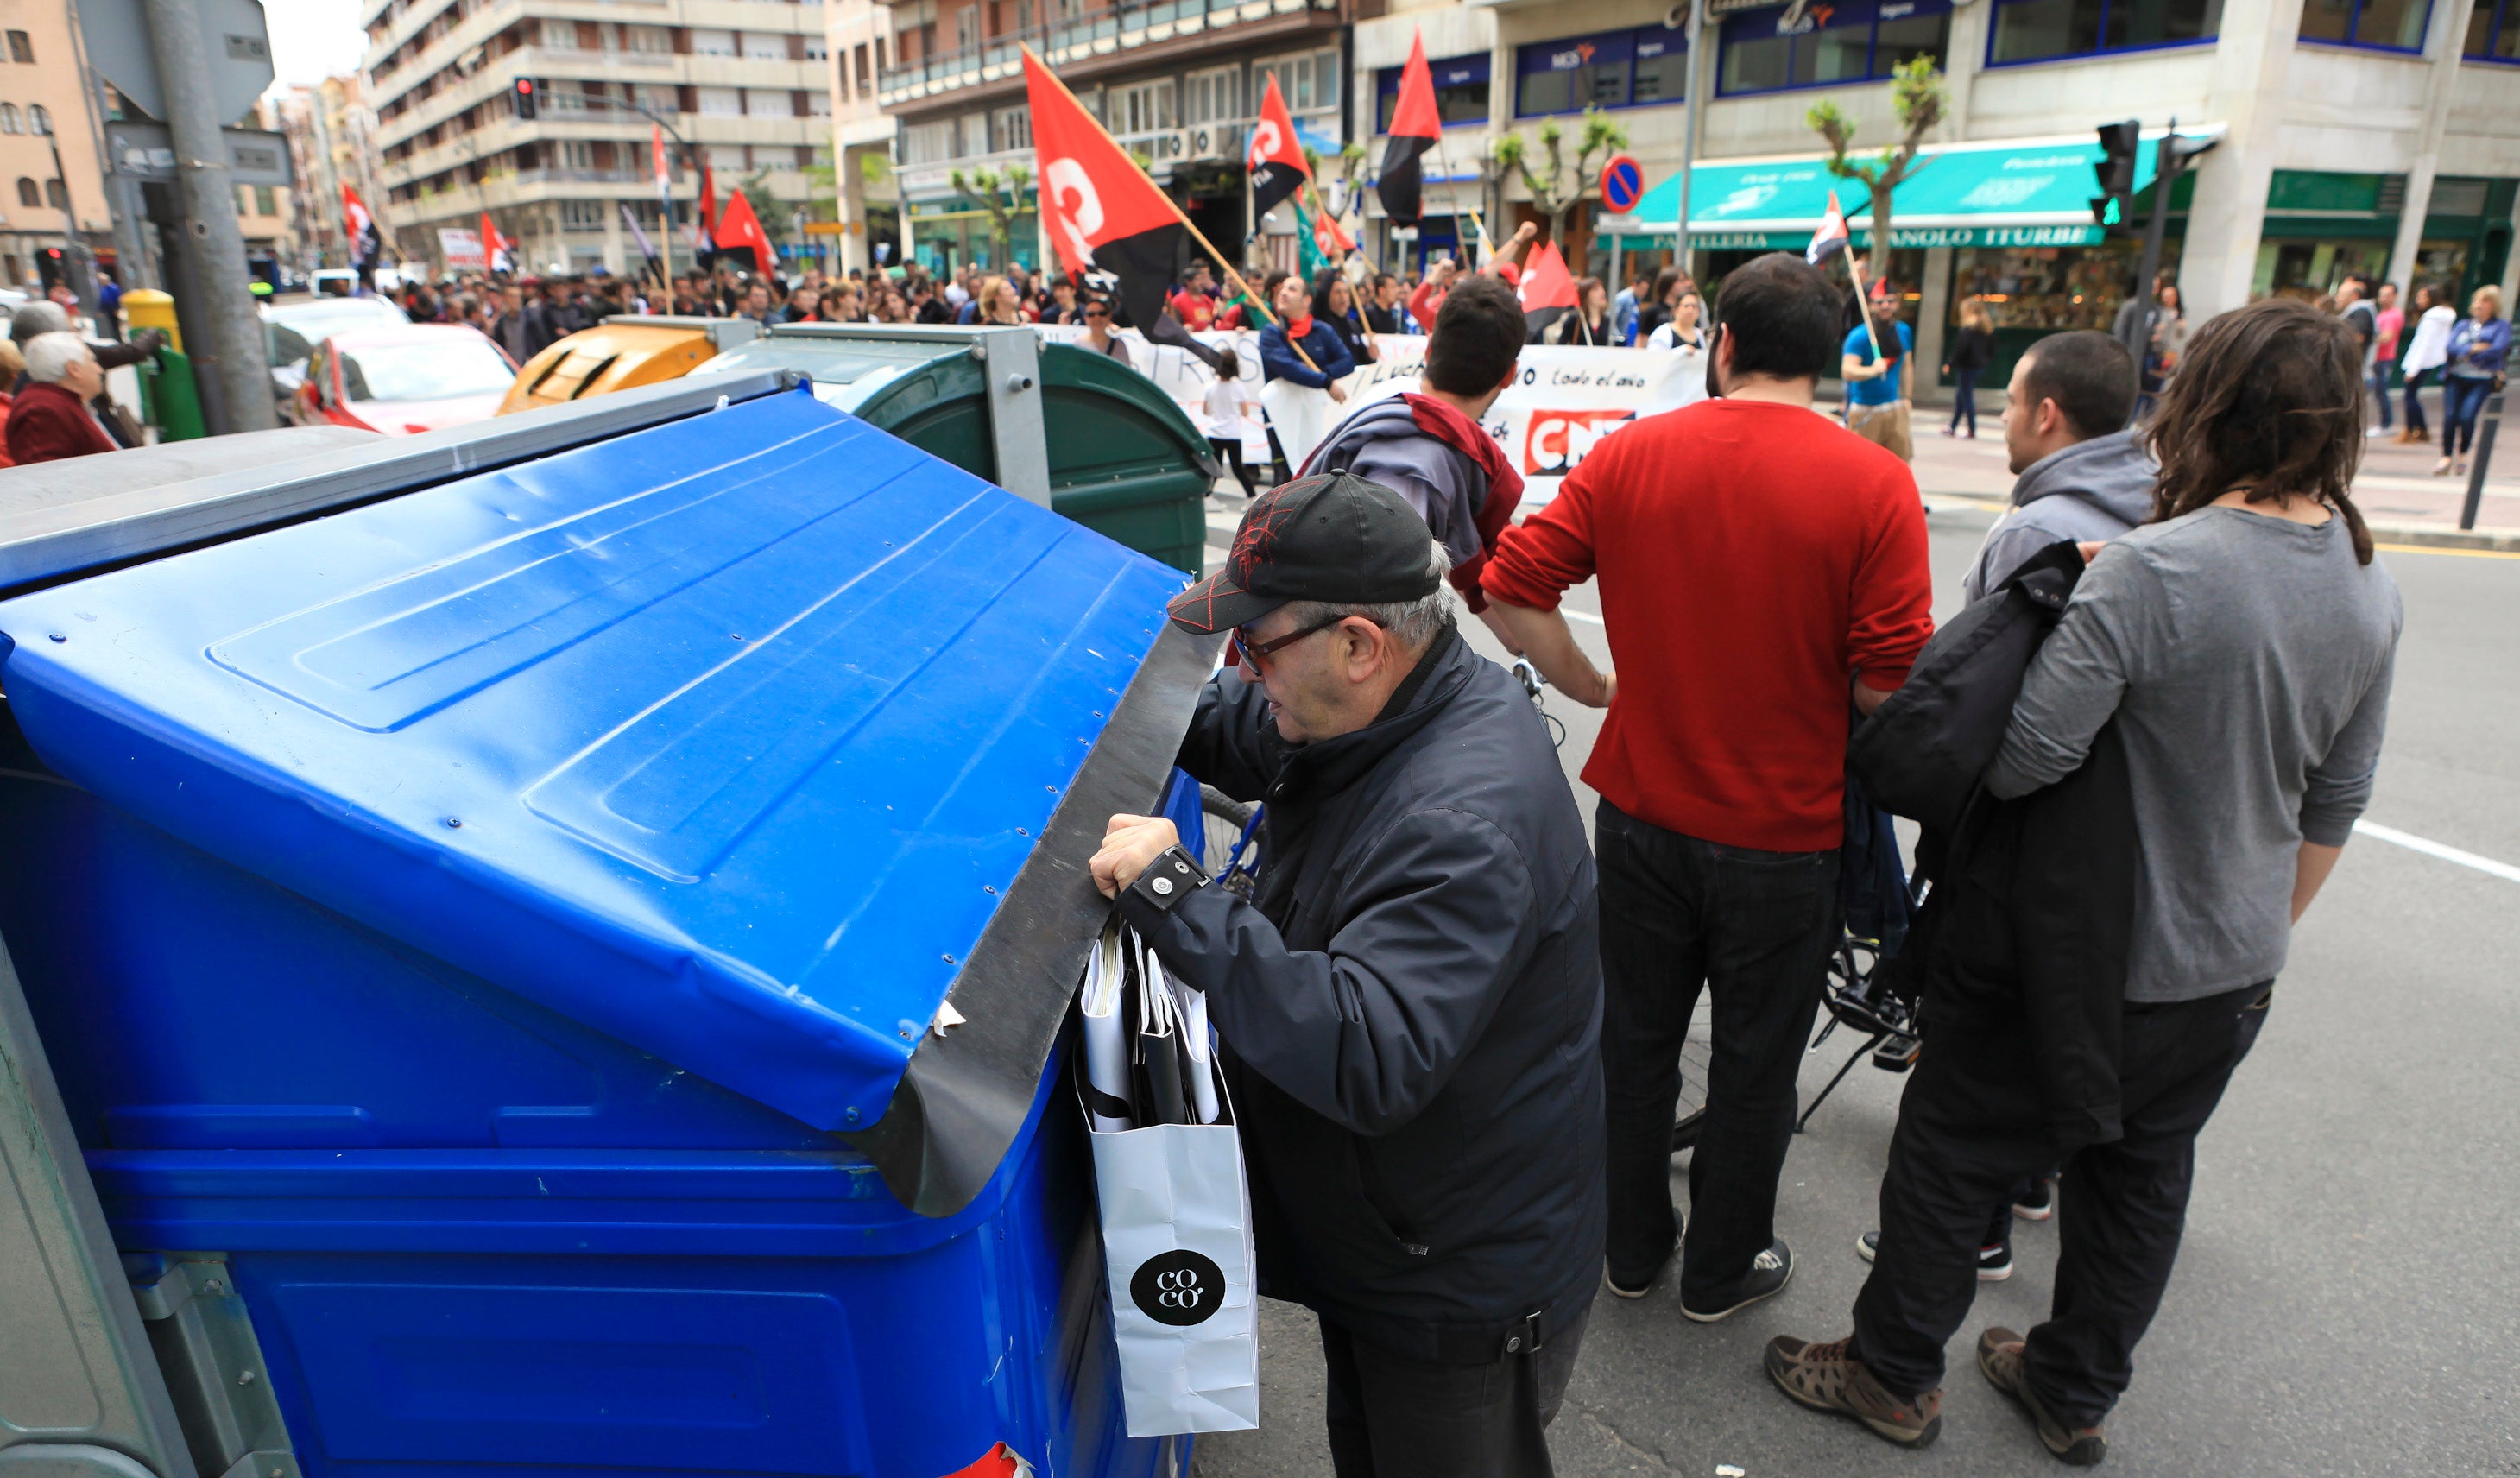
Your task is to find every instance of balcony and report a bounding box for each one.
[875,0,1335,106]
[374,43,823,154]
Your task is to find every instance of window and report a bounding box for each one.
[698,85,743,114]
[1986,0,2219,62]
[1721,0,1950,94]
[558,139,596,169]
[808,87,832,115]
[0,104,17,134]
[624,25,672,52]
[742,31,786,58]
[991,104,1031,150]
[2470,0,2520,54]
[539,17,581,48]
[2300,0,2430,46]
[688,28,737,54]
[45,177,67,209]
[27,102,47,135]
[1257,48,1341,112]
[14,176,35,208]
[1113,79,1172,134]
[561,199,606,226]
[804,35,827,59]
[256,185,278,214]
[6,31,31,63]
[1185,65,1240,126]
[956,4,977,48]
[745,87,790,113]
[901,118,957,163]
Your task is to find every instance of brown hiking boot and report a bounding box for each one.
[1765,1335,1942,1447]
[1978,1328,2107,1466]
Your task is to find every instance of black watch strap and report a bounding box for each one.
[1128,846,1209,914]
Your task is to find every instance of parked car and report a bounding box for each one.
[263,295,409,407]
[495,316,761,416]
[289,324,518,436]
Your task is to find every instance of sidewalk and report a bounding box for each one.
[1907,411,2520,547]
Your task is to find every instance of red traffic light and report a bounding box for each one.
[517,79,533,93]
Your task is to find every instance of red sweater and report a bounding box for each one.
[3,382,117,467]
[1481,399,1934,852]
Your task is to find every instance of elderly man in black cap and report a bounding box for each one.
[1089,471,1606,1478]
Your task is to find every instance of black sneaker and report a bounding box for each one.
[1607,1238,1677,1299]
[2013,1179,2056,1222]
[1855,1229,2011,1282]
[1682,1240,1792,1323]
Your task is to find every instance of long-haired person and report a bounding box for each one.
[1544,277,1614,345]
[1768,296,2402,1465]
[2395,282,2454,444]
[1311,268,1377,367]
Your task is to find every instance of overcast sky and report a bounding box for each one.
[263,0,367,92]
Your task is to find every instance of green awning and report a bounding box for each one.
[1601,129,2219,244]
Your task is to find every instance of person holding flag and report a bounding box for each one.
[480,213,515,276]
[343,186,385,293]
[1809,191,1914,460]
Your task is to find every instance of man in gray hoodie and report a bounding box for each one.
[1961,332,2152,603]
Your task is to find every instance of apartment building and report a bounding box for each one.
[871,0,1348,275]
[824,0,900,272]
[1356,0,2519,386]
[362,0,836,276]
[274,79,389,272]
[0,1,115,292]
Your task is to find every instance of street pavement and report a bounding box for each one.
[1186,478,2520,1478]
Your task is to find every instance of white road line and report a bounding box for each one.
[1563,609,1606,625]
[2353,820,2520,885]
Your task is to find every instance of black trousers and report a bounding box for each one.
[1850,981,2274,1426]
[1321,1302,1592,1478]
[1209,435,1260,496]
[1596,800,1842,1300]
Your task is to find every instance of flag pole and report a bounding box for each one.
[1022,45,1322,375]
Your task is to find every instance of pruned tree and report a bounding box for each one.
[1491,106,1630,245]
[1806,56,1948,283]
[948,161,1034,270]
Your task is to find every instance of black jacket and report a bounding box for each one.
[1855,542,2137,1149]
[1124,630,1605,1362]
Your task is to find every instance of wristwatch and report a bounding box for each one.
[1128,846,1210,914]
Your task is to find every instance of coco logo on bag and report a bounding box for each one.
[1129,1250,1226,1327]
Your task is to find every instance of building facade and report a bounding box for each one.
[0,0,115,293]
[869,0,1348,277]
[274,81,386,273]
[362,0,836,277]
[824,0,901,273]
[1355,0,2520,386]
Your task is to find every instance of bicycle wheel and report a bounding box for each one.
[1670,995,1713,1155]
[1197,785,1259,879]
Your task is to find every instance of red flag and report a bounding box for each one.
[1515,240,1578,339]
[713,187,774,273]
[479,212,509,274]
[342,185,382,266]
[1022,46,1188,334]
[652,124,670,193]
[1247,73,1310,223]
[1376,29,1440,226]
[695,159,718,250]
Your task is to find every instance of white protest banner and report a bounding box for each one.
[439,227,487,273]
[1037,326,1708,500]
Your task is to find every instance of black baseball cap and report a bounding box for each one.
[1166,471,1439,635]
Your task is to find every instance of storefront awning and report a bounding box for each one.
[1599,127,2222,248]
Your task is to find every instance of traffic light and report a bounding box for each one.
[511,77,537,120]
[2091,120,2140,235]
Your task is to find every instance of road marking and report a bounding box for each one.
[1563,609,1606,625]
[2353,820,2520,885]
[2372,542,2520,559]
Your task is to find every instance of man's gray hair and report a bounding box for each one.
[1280,540,1457,652]
[22,331,92,385]
[12,301,72,346]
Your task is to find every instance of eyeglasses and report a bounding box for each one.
[1229,613,1383,674]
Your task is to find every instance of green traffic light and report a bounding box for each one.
[2104,198,2122,226]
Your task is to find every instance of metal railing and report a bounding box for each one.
[875,0,1331,104]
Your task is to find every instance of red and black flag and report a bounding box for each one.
[1516,241,1578,342]
[1024,47,1188,337]
[1247,73,1310,223]
[1376,30,1441,227]
[714,188,775,275]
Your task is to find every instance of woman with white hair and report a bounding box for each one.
[5,332,117,465]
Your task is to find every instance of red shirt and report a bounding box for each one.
[1481,399,1934,852]
[1170,289,1216,331]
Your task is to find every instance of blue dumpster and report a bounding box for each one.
[0,382,1216,1478]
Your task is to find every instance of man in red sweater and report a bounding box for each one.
[1483,251,1933,1323]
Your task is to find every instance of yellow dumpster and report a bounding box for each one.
[122,288,180,351]
[496,316,762,416]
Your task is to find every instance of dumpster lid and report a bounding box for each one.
[0,386,1207,1216]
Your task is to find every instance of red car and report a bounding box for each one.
[293,325,520,436]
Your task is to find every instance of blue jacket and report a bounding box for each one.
[2446,315,2511,377]
[1259,318,1355,388]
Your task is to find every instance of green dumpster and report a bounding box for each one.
[135,347,207,443]
[692,324,1217,574]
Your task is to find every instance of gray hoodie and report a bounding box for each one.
[1961,429,2159,603]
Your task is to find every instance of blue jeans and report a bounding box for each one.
[2370,363,2393,429]
[1948,369,1980,436]
[2444,375,2493,455]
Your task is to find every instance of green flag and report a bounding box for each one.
[1293,194,1329,281]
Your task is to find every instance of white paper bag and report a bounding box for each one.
[1075,924,1259,1437]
